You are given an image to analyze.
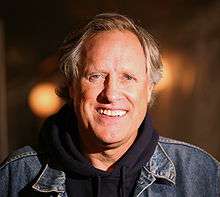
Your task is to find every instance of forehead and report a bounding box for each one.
[81,30,146,70]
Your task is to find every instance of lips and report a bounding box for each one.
[97,108,127,117]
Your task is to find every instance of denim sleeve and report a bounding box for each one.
[0,147,42,196]
[0,162,10,196]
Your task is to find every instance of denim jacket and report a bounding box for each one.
[1,136,220,197]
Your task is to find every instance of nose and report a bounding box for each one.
[98,75,121,103]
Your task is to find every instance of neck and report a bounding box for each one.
[80,132,138,171]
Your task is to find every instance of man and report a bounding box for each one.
[0,13,220,197]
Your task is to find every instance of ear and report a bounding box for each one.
[147,84,154,104]
[69,85,75,99]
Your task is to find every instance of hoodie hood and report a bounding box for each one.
[39,104,159,197]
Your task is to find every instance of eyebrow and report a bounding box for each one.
[83,69,108,76]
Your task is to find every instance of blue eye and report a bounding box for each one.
[88,74,101,82]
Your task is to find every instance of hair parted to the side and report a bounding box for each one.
[57,13,163,103]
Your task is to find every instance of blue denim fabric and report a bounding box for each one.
[1,137,220,197]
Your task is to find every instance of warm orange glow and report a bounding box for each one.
[181,67,195,95]
[156,53,195,95]
[155,58,173,91]
[28,82,62,118]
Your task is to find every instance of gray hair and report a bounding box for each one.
[57,13,163,102]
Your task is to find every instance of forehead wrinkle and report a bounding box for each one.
[83,47,122,73]
[82,30,146,74]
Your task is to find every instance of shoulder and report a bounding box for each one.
[0,146,44,182]
[159,136,219,163]
[158,136,220,165]
[157,136,220,195]
[1,146,38,168]
[0,146,41,170]
[0,146,45,195]
[158,136,220,176]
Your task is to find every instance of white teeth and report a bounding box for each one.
[98,109,126,117]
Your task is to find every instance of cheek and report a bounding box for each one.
[127,85,149,106]
[75,83,102,113]
[71,84,87,115]
[72,88,96,128]
[81,88,100,103]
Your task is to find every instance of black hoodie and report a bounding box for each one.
[39,104,159,197]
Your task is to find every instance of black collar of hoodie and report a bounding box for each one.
[39,104,159,196]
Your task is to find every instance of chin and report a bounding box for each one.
[95,127,134,147]
[97,138,125,148]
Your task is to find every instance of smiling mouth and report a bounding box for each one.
[97,108,127,117]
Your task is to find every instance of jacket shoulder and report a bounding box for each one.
[0,146,44,196]
[158,136,220,166]
[0,146,40,170]
[157,136,220,196]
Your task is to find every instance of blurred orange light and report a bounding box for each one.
[156,54,195,95]
[155,58,173,91]
[28,82,62,118]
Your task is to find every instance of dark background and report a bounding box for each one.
[0,0,220,161]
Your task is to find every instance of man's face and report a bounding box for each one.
[70,30,153,149]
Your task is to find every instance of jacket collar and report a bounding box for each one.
[32,142,176,194]
[147,142,176,184]
[32,164,66,193]
[134,142,176,196]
